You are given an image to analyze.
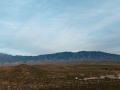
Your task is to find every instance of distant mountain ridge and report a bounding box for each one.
[0,51,120,63]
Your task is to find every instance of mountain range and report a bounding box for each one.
[0,51,120,63]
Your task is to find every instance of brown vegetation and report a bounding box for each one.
[0,63,120,90]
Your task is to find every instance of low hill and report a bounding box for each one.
[0,64,49,83]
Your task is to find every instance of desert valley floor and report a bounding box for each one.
[0,62,120,90]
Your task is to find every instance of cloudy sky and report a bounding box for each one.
[0,0,120,55]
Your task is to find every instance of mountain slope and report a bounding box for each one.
[0,51,120,63]
[36,51,120,61]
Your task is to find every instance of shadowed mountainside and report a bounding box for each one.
[0,51,120,63]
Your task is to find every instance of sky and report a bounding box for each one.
[0,0,120,55]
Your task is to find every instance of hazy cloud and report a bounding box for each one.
[0,0,120,55]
